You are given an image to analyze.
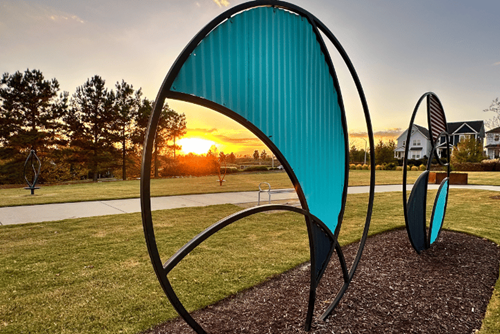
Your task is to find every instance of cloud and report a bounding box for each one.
[187,127,218,134]
[494,62,500,66]
[213,0,230,7]
[187,127,262,145]
[0,1,85,26]
[212,134,262,145]
[350,128,402,139]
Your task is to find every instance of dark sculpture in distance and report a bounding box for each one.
[24,149,41,195]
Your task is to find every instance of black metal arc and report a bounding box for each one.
[163,204,332,273]
[320,243,350,320]
[402,92,431,252]
[313,15,376,322]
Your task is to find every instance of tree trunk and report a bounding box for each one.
[93,148,98,182]
[122,137,126,180]
[154,138,159,178]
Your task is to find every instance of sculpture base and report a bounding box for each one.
[24,187,40,195]
[428,172,467,185]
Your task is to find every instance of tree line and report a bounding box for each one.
[0,69,186,184]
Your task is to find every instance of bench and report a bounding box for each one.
[257,182,295,205]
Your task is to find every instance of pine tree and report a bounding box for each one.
[66,75,116,182]
[0,69,68,184]
[111,80,140,180]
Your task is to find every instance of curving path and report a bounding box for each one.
[1,184,499,226]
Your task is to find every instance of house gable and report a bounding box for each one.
[455,123,477,134]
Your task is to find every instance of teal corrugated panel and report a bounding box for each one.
[430,180,448,244]
[171,7,345,233]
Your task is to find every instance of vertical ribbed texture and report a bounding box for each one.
[171,7,345,233]
[428,95,447,142]
[429,179,448,244]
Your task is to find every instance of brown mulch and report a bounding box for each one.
[144,229,500,334]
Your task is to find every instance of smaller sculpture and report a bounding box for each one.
[217,153,227,186]
[403,92,450,253]
[24,149,41,195]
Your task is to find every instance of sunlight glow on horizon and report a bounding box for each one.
[178,137,217,155]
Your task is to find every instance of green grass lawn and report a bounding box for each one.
[1,189,499,333]
[1,170,498,208]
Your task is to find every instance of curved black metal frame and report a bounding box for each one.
[402,92,450,253]
[23,149,41,195]
[140,1,375,332]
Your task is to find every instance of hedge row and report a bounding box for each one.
[452,160,500,171]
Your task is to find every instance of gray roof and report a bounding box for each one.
[486,126,500,134]
[447,121,484,134]
[414,124,429,139]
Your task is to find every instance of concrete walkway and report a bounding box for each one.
[1,184,499,226]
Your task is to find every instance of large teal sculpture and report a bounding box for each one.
[140,1,375,332]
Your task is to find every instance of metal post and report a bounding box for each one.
[361,138,367,165]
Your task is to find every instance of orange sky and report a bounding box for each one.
[168,99,403,156]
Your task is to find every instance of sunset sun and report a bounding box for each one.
[179,137,217,155]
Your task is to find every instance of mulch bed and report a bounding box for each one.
[144,229,500,333]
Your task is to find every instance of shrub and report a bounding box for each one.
[385,162,397,171]
[419,164,426,171]
[222,167,239,174]
[396,166,403,171]
[349,164,357,170]
[375,165,383,170]
[411,166,419,171]
[245,166,269,172]
[362,164,369,170]
[406,165,411,171]
[356,164,363,170]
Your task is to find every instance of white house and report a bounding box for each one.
[485,126,500,159]
[394,124,431,160]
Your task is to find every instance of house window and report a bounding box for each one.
[460,134,472,142]
[412,139,421,146]
[495,134,500,141]
[402,140,406,147]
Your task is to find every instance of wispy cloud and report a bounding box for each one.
[494,62,500,66]
[49,14,84,24]
[1,1,85,25]
[213,0,230,7]
[187,127,218,134]
[349,128,403,141]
